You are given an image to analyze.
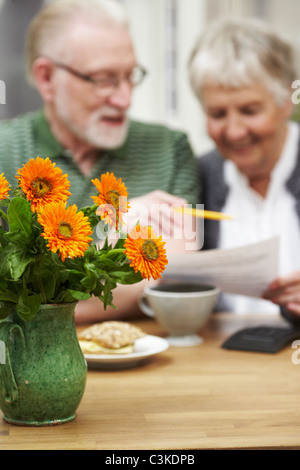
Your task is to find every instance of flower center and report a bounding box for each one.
[142,239,159,260]
[106,190,120,210]
[58,221,73,238]
[32,178,51,197]
[32,178,51,196]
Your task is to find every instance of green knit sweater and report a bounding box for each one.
[0,109,198,208]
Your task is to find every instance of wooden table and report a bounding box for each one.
[1,312,300,450]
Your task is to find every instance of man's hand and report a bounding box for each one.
[126,190,187,236]
[125,190,199,253]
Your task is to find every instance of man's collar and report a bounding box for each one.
[33,108,131,160]
[33,108,66,157]
[109,130,130,159]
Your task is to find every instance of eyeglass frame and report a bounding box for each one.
[44,57,147,96]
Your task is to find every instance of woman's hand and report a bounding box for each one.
[262,271,300,316]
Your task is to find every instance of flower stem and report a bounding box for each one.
[104,248,125,258]
[36,254,47,303]
[0,208,8,222]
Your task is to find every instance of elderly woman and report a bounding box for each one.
[189,17,300,322]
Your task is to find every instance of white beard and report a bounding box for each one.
[55,96,129,150]
[83,108,129,149]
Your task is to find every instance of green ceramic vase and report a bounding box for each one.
[0,302,87,426]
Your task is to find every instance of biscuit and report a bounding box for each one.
[79,339,134,355]
[78,321,145,354]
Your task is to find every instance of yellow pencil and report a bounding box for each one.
[172,207,234,220]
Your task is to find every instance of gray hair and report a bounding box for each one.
[25,0,129,84]
[188,17,297,107]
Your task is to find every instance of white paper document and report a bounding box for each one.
[163,237,279,298]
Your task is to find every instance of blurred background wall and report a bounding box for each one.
[0,0,299,156]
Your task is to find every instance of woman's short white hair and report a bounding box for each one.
[188,17,297,107]
[26,0,129,84]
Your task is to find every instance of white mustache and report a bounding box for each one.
[92,107,127,120]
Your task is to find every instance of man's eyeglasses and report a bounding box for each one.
[48,58,147,96]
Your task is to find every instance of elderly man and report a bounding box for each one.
[0,0,198,322]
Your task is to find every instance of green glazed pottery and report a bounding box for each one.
[0,302,87,426]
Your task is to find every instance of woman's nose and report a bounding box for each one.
[224,114,248,141]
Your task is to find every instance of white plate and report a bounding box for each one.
[84,335,169,369]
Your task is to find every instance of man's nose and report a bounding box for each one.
[107,80,132,109]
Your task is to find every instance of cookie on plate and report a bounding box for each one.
[78,321,146,354]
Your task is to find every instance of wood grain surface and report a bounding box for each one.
[1,312,300,450]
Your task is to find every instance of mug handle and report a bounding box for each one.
[0,322,25,404]
[138,295,154,318]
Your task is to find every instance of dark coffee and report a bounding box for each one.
[151,283,215,293]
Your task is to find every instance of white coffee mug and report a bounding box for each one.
[140,283,219,346]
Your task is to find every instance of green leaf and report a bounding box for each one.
[103,277,113,309]
[5,229,29,247]
[80,275,97,290]
[99,261,143,284]
[67,290,91,301]
[84,262,100,276]
[0,301,15,320]
[113,237,126,249]
[0,244,15,277]
[8,250,34,280]
[53,290,76,303]
[16,289,41,322]
[0,199,10,208]
[40,271,56,300]
[7,197,32,240]
[0,291,18,302]
[110,269,143,284]
[90,280,104,297]
[0,226,9,247]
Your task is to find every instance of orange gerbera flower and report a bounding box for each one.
[16,157,71,212]
[0,173,10,200]
[91,172,129,229]
[123,225,168,280]
[37,201,93,262]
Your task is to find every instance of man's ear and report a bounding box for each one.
[31,57,56,103]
